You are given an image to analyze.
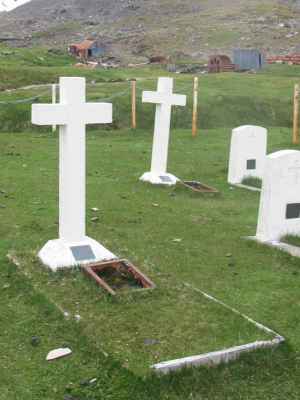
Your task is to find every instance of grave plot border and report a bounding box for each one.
[230,183,261,192]
[151,283,285,375]
[247,236,300,258]
[7,254,285,376]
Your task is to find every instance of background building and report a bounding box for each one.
[233,49,265,71]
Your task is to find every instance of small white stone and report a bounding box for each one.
[46,348,72,361]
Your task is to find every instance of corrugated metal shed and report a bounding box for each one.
[69,40,105,60]
[233,49,265,71]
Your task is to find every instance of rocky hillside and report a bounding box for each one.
[1,0,300,61]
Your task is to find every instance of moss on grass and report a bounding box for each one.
[242,177,262,189]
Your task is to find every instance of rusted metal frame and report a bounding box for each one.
[180,180,219,193]
[123,260,155,289]
[84,264,116,295]
[83,259,155,295]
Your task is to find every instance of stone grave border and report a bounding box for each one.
[231,183,261,192]
[151,283,285,375]
[247,236,300,258]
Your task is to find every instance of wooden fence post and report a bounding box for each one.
[293,83,299,145]
[192,77,199,137]
[131,80,137,129]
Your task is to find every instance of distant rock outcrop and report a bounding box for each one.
[1,0,300,61]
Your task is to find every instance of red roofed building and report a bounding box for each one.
[69,40,105,60]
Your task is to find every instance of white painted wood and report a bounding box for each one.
[52,84,57,132]
[32,77,116,270]
[32,77,111,243]
[140,77,186,186]
[228,125,267,185]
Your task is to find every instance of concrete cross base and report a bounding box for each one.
[247,236,300,258]
[38,237,117,271]
[140,172,179,186]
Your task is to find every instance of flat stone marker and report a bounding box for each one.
[32,77,117,271]
[255,150,300,243]
[228,125,267,187]
[140,77,186,186]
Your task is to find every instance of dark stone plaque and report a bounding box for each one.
[159,175,172,183]
[71,245,96,262]
[247,159,256,170]
[286,203,300,219]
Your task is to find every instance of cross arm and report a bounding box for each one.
[142,91,186,107]
[84,103,113,124]
[172,94,187,107]
[32,104,68,126]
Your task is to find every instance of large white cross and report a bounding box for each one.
[140,77,186,185]
[32,77,116,270]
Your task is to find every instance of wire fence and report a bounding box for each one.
[0,95,44,105]
[0,79,294,133]
[0,80,197,133]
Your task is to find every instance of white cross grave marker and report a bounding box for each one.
[255,150,300,243]
[32,77,117,271]
[228,125,267,189]
[140,77,186,186]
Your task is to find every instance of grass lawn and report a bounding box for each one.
[11,256,272,376]
[1,54,300,397]
[1,126,300,398]
[281,235,300,247]
[241,177,262,189]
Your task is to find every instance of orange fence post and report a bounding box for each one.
[192,77,199,137]
[293,83,299,145]
[131,80,137,129]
